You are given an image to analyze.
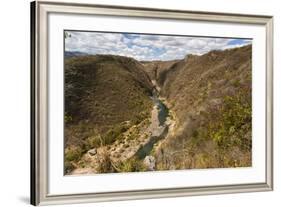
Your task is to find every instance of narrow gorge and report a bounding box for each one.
[65,44,252,174]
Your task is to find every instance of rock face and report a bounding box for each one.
[88,148,97,156]
[143,156,156,171]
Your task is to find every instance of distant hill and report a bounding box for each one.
[64,51,88,58]
[141,60,178,83]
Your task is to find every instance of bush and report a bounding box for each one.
[168,87,252,169]
[64,161,75,174]
[117,158,145,172]
[64,146,83,174]
[65,146,83,162]
[96,149,115,173]
[102,123,129,145]
[208,90,251,152]
[64,112,73,124]
[84,134,102,151]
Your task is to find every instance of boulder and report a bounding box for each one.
[88,148,97,156]
[143,156,156,171]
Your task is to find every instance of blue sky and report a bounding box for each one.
[65,31,251,61]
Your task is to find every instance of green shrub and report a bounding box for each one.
[117,158,145,172]
[175,87,252,169]
[64,146,83,173]
[84,134,102,151]
[64,161,75,174]
[102,123,130,145]
[208,90,252,152]
[65,146,83,162]
[64,112,73,123]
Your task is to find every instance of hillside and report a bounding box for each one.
[64,45,252,174]
[150,45,252,169]
[64,55,154,173]
[141,60,178,83]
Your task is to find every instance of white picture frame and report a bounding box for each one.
[30,1,273,205]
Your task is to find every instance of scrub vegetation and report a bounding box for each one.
[64,45,252,174]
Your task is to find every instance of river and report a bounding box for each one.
[151,89,169,126]
[135,88,170,159]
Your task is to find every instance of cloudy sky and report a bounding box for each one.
[65,31,251,61]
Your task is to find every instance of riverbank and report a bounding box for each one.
[68,91,174,175]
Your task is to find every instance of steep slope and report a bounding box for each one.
[65,45,252,174]
[64,55,154,173]
[150,45,252,170]
[141,60,178,82]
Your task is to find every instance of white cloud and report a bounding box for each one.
[65,31,251,61]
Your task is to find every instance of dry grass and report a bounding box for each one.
[153,45,252,170]
[65,45,252,173]
[64,55,154,172]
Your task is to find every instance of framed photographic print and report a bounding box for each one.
[30,1,273,205]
